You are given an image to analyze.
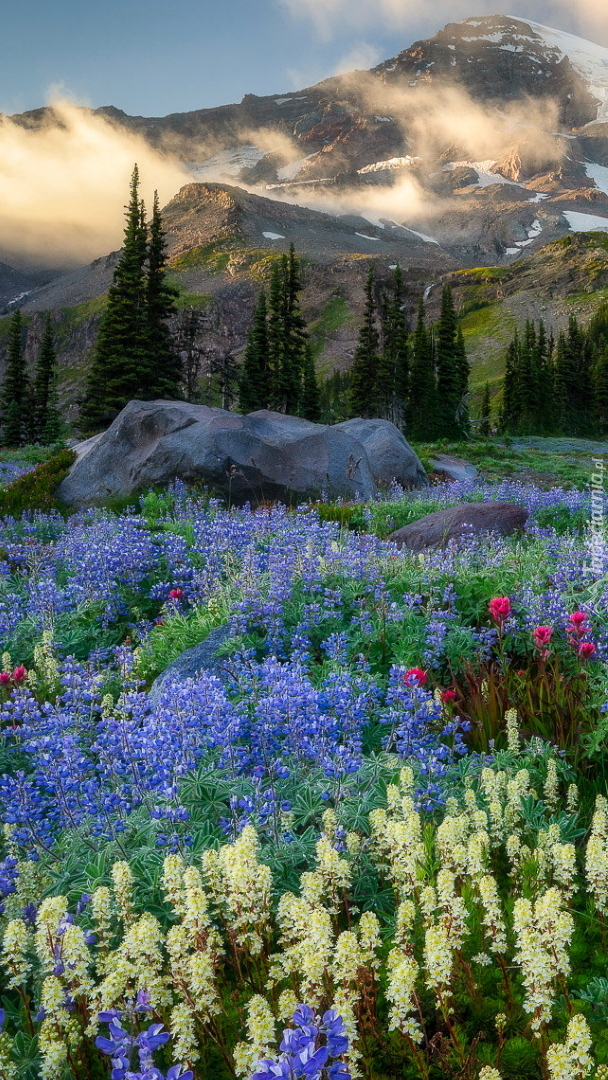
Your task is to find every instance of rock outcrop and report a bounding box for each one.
[58,400,428,507]
[388,501,528,551]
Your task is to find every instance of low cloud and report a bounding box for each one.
[0,99,189,268]
[257,79,565,229]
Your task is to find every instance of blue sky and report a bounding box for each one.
[1,0,606,118]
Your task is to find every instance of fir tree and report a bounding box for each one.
[408,298,437,441]
[350,267,380,418]
[555,315,593,436]
[281,244,308,415]
[32,314,61,444]
[378,265,409,426]
[144,191,180,398]
[267,259,288,411]
[500,332,519,434]
[300,342,321,421]
[82,167,178,429]
[435,283,465,438]
[1,310,28,447]
[239,288,271,412]
[594,341,608,435]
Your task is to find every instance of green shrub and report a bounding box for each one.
[0,448,76,517]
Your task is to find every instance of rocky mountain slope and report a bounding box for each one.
[8,15,608,270]
[2,14,608,424]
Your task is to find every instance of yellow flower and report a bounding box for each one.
[386,947,422,1041]
[546,1013,593,1080]
[1,919,32,988]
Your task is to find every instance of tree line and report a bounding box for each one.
[499,304,608,436]
[348,269,470,440]
[0,310,62,447]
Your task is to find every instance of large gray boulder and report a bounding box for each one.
[336,418,429,489]
[388,501,528,552]
[58,400,427,506]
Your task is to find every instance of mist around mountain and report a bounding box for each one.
[2,14,608,425]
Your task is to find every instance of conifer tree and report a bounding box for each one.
[144,191,180,398]
[32,314,61,444]
[1,310,28,447]
[239,288,271,412]
[350,267,380,418]
[267,259,287,411]
[500,332,520,434]
[408,298,437,441]
[555,315,593,436]
[435,283,465,438]
[378,265,409,426]
[300,343,321,421]
[82,167,179,429]
[280,244,308,414]
[594,341,608,435]
[82,166,148,428]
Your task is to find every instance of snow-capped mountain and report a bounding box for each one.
[7,14,608,274]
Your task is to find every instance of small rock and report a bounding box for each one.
[429,453,478,481]
[148,624,232,707]
[388,501,528,552]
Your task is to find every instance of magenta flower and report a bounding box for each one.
[404,667,427,687]
[488,597,512,623]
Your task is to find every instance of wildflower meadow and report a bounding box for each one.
[1,473,608,1080]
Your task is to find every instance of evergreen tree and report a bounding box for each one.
[300,343,321,421]
[31,315,62,444]
[500,332,520,434]
[144,191,180,398]
[319,370,352,424]
[350,267,380,418]
[594,341,608,435]
[1,310,28,447]
[239,289,271,412]
[407,298,437,441]
[81,167,178,429]
[267,259,288,411]
[378,265,409,426]
[555,315,593,436]
[281,244,308,414]
[435,283,467,438]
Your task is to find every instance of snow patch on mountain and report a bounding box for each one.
[583,162,608,196]
[444,160,522,188]
[505,218,543,255]
[524,22,608,125]
[358,156,421,174]
[563,210,608,232]
[190,146,265,180]
[403,228,440,245]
